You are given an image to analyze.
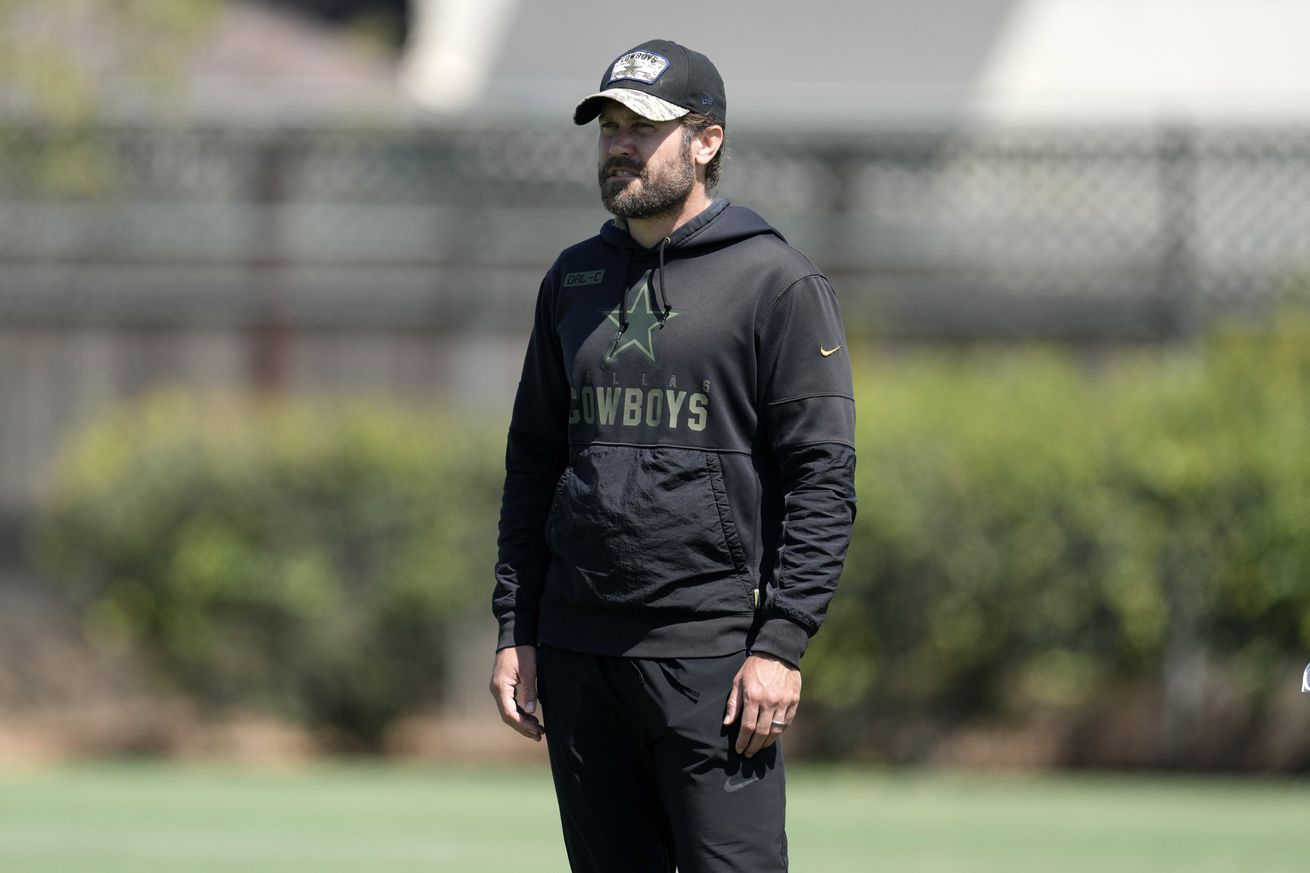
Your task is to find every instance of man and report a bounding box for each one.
[489,38,856,873]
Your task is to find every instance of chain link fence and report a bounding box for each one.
[3,121,1310,340]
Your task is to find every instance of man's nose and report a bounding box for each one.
[608,131,635,156]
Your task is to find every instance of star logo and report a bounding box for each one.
[602,274,680,365]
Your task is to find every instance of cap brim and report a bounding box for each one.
[573,88,690,125]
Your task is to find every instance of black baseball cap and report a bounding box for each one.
[573,39,726,126]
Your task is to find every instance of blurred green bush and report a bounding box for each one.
[32,316,1310,764]
[805,315,1310,762]
[33,391,502,749]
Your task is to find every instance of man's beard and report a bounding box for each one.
[598,152,695,220]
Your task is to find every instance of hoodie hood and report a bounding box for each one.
[599,199,785,255]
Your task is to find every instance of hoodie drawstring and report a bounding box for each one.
[652,235,672,324]
[604,236,673,366]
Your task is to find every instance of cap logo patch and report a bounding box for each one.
[609,51,670,85]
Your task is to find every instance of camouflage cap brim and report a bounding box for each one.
[573,88,691,125]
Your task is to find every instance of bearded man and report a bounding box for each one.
[489,38,857,873]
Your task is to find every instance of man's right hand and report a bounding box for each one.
[490,645,544,741]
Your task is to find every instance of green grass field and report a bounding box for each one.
[0,762,1306,872]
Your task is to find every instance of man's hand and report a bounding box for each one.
[490,645,544,741]
[723,653,801,758]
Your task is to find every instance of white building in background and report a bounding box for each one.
[974,0,1310,124]
[402,0,1310,127]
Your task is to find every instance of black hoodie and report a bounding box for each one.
[493,199,856,667]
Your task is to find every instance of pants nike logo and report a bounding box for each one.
[820,344,842,357]
[723,775,761,792]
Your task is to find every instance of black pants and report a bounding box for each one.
[537,646,788,873]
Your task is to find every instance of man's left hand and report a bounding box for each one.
[723,653,801,758]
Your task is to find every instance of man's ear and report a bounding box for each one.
[692,124,725,168]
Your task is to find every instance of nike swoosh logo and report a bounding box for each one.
[820,344,842,357]
[723,775,761,793]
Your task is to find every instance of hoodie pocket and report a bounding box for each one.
[545,444,754,613]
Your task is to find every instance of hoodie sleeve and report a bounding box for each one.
[752,274,857,666]
[491,272,570,650]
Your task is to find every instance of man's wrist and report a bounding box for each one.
[495,610,540,650]
[747,649,799,670]
[751,615,810,667]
